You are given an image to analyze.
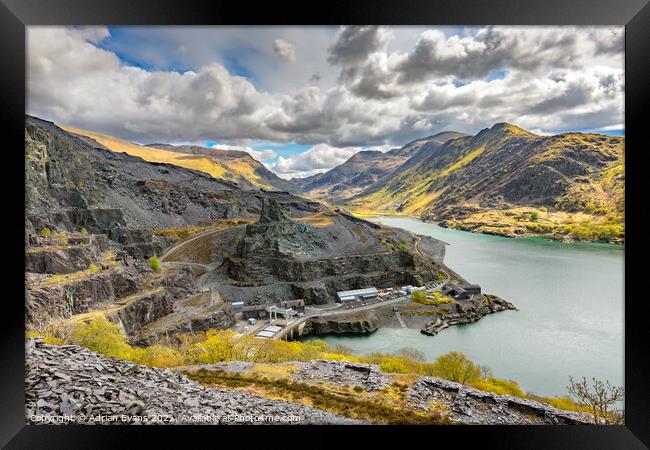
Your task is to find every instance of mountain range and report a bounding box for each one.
[295,123,624,242]
[58,121,624,242]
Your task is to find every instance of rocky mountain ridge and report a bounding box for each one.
[303,123,624,242]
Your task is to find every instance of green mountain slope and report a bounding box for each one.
[293,131,467,203]
[343,123,624,242]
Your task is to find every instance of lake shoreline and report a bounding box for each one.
[300,216,623,398]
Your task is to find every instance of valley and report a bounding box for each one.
[295,123,624,243]
[23,115,616,425]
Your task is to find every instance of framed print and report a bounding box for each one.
[2,0,648,447]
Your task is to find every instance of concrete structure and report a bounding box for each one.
[243,305,269,320]
[232,301,244,311]
[266,305,297,322]
[336,287,378,303]
[442,282,470,300]
[280,299,305,314]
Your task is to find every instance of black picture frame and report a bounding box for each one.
[2,0,647,447]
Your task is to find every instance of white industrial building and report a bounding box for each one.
[336,287,378,303]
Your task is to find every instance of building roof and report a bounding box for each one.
[257,330,275,338]
[264,325,282,332]
[336,287,378,297]
[443,282,466,294]
[462,283,481,289]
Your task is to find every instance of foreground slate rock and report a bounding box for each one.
[197,359,592,425]
[25,341,362,425]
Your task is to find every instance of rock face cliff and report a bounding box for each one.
[25,116,262,245]
[304,311,381,334]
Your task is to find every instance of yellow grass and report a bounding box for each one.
[61,125,280,190]
[295,212,336,227]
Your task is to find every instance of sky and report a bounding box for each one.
[26,26,624,179]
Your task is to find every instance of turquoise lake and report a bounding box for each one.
[301,217,624,398]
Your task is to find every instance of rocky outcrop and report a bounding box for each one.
[25,234,110,275]
[407,376,589,425]
[107,289,175,337]
[421,295,517,336]
[236,198,325,259]
[138,304,236,346]
[25,266,142,325]
[25,341,362,424]
[304,310,380,334]
[292,360,391,392]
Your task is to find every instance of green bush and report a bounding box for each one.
[149,255,161,271]
[40,227,51,238]
[81,227,88,236]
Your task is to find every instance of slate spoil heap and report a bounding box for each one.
[25,340,362,425]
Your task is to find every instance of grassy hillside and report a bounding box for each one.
[295,131,468,203]
[61,125,291,191]
[345,123,624,243]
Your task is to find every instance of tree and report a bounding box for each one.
[530,211,539,222]
[432,351,481,384]
[479,364,493,380]
[567,376,624,425]
[397,347,426,362]
[40,227,51,238]
[81,227,88,236]
[149,255,161,271]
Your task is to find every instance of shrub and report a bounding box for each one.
[88,263,99,273]
[69,316,139,361]
[471,378,525,397]
[431,351,481,384]
[40,227,51,238]
[530,212,539,222]
[149,255,161,271]
[81,227,88,236]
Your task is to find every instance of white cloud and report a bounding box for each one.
[27,25,624,178]
[272,39,296,63]
[270,144,363,179]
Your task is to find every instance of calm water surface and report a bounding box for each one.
[301,217,624,397]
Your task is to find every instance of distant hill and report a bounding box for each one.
[60,126,295,192]
[293,131,468,203]
[296,123,624,242]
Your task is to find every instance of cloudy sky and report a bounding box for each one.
[27,26,624,179]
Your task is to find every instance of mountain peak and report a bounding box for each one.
[489,123,535,136]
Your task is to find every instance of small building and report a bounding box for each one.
[336,287,378,303]
[442,282,470,300]
[462,283,481,295]
[401,285,414,294]
[280,299,305,314]
[232,301,244,311]
[243,305,269,320]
